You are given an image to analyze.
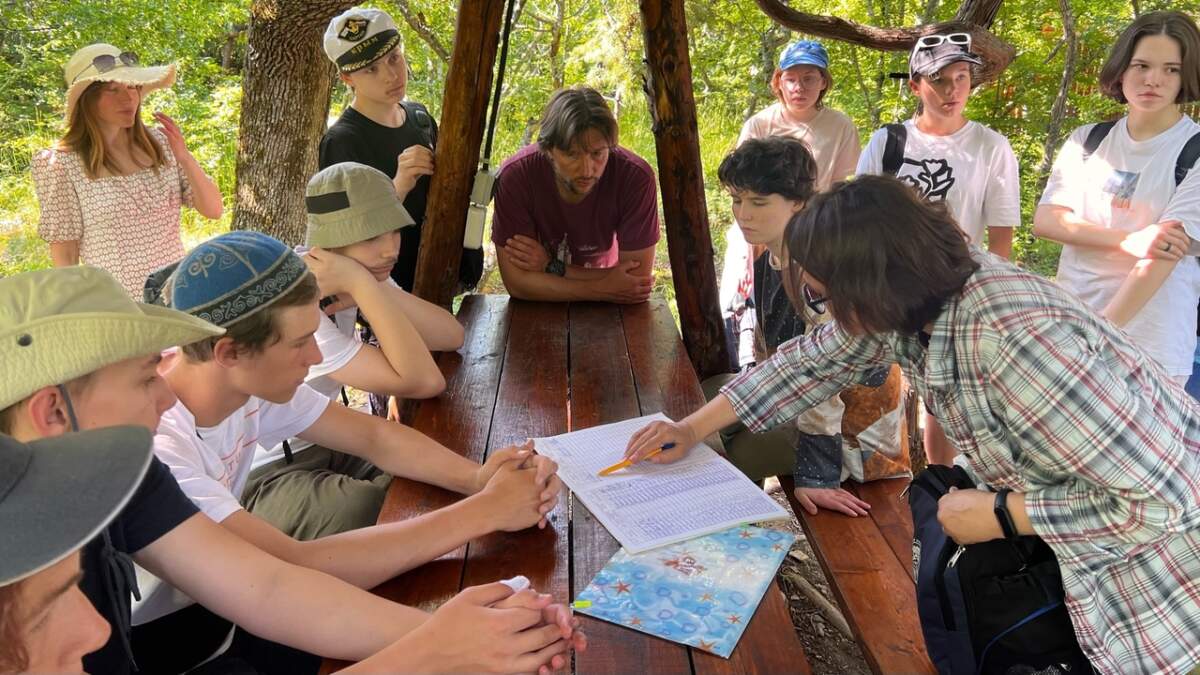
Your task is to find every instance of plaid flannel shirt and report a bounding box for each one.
[723,254,1200,674]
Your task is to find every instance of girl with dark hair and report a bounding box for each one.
[708,138,908,517]
[1034,11,1200,383]
[32,43,222,298]
[628,175,1200,674]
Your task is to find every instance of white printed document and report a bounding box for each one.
[533,413,790,553]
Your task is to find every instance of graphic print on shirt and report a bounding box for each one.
[1101,169,1140,210]
[899,157,955,201]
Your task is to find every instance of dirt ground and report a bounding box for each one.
[759,478,872,675]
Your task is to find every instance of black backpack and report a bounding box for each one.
[908,465,1093,675]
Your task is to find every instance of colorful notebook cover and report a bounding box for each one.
[573,525,796,658]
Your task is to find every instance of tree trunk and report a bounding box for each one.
[753,0,1015,83]
[952,0,1003,27]
[641,0,732,378]
[232,0,356,243]
[1036,0,1078,194]
[412,0,507,306]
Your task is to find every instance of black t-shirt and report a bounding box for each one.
[319,104,483,293]
[81,457,200,675]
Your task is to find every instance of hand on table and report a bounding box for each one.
[1119,220,1189,260]
[476,441,563,529]
[393,145,434,197]
[597,260,653,304]
[504,235,551,272]
[936,487,1004,545]
[623,418,696,464]
[411,581,575,674]
[793,486,871,517]
[494,585,588,671]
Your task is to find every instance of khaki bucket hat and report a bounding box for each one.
[0,266,224,410]
[305,162,414,249]
[63,43,177,122]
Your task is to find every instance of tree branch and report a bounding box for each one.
[391,0,451,64]
[1036,0,1078,194]
[753,0,1015,83]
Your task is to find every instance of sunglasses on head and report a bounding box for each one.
[72,51,140,83]
[915,33,971,51]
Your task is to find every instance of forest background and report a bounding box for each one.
[0,0,1195,302]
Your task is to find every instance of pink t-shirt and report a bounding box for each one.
[491,144,660,268]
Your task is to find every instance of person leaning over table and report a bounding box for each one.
[491,86,660,303]
[626,175,1200,675]
[0,426,154,674]
[32,42,222,298]
[0,265,584,675]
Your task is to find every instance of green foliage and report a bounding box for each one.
[4,0,1198,289]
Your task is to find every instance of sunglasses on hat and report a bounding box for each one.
[72,51,139,84]
[914,33,971,51]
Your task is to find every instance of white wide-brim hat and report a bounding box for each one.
[63,43,176,122]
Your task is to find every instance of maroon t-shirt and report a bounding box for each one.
[491,144,660,269]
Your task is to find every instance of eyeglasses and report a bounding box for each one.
[801,282,827,315]
[72,51,140,84]
[785,73,824,90]
[915,33,971,52]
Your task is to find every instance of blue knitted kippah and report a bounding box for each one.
[168,231,309,327]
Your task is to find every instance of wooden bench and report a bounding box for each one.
[779,475,936,674]
[325,295,811,674]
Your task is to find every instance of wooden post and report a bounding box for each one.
[412,0,506,306]
[640,0,732,379]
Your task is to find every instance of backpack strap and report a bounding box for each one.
[1175,131,1200,187]
[402,100,437,149]
[881,123,907,177]
[1081,120,1117,161]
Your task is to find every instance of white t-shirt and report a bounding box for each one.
[251,299,367,471]
[856,120,1021,245]
[136,383,330,624]
[1040,116,1200,375]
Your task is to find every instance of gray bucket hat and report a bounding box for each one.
[909,34,983,79]
[0,266,224,410]
[305,162,414,249]
[0,426,153,585]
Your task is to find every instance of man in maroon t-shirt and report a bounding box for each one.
[492,87,659,303]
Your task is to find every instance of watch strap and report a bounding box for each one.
[994,488,1018,540]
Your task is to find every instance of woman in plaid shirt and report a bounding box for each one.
[627,176,1200,673]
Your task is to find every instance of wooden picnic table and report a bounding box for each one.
[325,295,810,674]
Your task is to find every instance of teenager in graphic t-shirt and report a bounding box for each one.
[318,7,482,294]
[1035,11,1200,381]
[491,86,660,303]
[856,31,1020,466]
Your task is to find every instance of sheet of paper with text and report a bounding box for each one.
[533,413,789,553]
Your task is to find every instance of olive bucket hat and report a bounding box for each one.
[0,266,224,410]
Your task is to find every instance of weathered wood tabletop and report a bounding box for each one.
[329,295,811,673]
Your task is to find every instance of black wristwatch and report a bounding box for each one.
[993,489,1019,540]
[545,258,566,277]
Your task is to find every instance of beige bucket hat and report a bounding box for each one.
[63,43,176,122]
[306,162,414,248]
[0,266,224,410]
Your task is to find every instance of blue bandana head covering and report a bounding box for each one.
[779,40,829,71]
[156,231,310,327]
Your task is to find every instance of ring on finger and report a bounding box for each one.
[1166,243,1173,253]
